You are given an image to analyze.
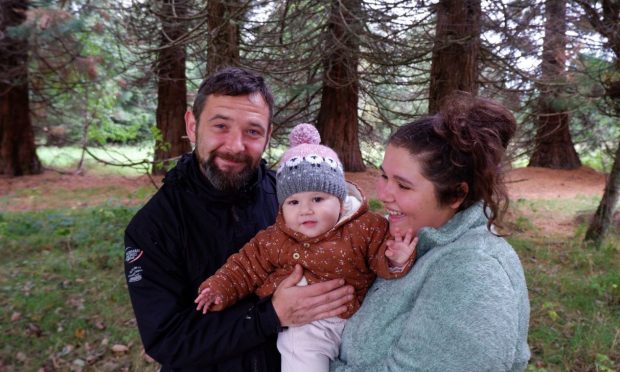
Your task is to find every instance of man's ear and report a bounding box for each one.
[185,110,197,145]
[450,182,469,209]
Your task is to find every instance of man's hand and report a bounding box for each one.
[385,228,418,268]
[272,265,354,327]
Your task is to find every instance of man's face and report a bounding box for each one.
[185,93,271,191]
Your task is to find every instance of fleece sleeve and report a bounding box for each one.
[332,252,520,371]
[124,224,280,369]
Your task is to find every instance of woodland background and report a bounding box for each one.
[0,0,619,371]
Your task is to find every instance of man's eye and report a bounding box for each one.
[380,173,388,180]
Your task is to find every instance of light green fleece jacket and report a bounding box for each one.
[331,203,530,372]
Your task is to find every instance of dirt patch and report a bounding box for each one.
[0,166,611,239]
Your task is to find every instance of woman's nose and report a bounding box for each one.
[376,179,392,203]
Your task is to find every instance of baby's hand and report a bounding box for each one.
[194,287,223,314]
[385,228,418,269]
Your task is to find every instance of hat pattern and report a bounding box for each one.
[276,124,346,205]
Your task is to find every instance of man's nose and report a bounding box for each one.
[223,130,244,153]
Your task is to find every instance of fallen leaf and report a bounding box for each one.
[57,344,74,357]
[111,344,129,354]
[90,317,106,330]
[25,323,43,337]
[16,351,27,362]
[11,312,21,322]
[68,296,85,311]
[74,328,86,339]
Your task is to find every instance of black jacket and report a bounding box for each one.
[124,153,281,371]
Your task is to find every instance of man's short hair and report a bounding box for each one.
[192,67,274,126]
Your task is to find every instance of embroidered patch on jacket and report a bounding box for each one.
[127,266,143,283]
[125,246,143,264]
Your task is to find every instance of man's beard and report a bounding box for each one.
[200,150,259,192]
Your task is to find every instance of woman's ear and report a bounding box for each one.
[450,182,469,209]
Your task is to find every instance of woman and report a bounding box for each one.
[332,94,530,371]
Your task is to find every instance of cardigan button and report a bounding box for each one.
[303,243,310,248]
[293,252,300,260]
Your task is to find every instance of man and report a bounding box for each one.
[124,67,354,371]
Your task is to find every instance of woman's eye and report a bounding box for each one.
[398,183,411,190]
[380,174,388,180]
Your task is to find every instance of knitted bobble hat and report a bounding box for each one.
[276,123,346,205]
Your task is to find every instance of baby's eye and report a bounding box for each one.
[287,200,299,205]
[312,197,324,203]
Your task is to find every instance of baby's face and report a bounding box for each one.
[282,191,342,238]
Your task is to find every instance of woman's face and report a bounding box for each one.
[376,144,462,237]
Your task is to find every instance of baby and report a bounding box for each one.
[195,123,417,372]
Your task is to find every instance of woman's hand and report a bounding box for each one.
[272,264,355,327]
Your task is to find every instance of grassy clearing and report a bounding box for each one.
[0,195,618,370]
[0,206,157,371]
[507,197,620,371]
[37,145,154,177]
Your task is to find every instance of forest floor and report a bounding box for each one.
[1,165,619,371]
[0,165,615,237]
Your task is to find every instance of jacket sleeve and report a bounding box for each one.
[332,251,521,371]
[124,222,281,369]
[198,230,278,309]
[364,212,414,279]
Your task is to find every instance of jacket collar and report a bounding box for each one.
[415,202,488,259]
[163,152,267,204]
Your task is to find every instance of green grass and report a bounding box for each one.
[0,207,158,371]
[507,198,620,371]
[0,190,618,370]
[37,145,154,176]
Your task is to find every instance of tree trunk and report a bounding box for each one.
[207,0,241,74]
[0,0,42,176]
[529,0,580,169]
[153,0,190,175]
[585,140,620,247]
[316,0,365,172]
[428,0,481,114]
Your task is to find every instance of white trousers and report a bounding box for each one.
[277,316,347,372]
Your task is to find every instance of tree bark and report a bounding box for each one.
[529,0,580,169]
[153,0,190,175]
[585,140,620,246]
[316,0,365,172]
[207,0,241,74]
[0,0,42,176]
[428,0,481,114]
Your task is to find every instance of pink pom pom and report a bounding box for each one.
[289,123,321,147]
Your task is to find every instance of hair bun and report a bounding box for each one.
[289,123,321,147]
